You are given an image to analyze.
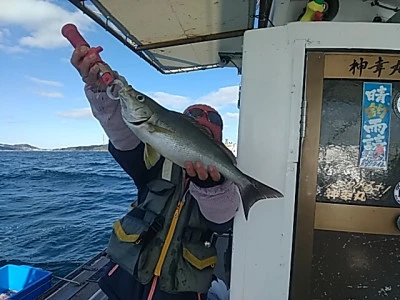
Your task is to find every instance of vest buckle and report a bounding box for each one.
[139,215,165,244]
[150,215,165,233]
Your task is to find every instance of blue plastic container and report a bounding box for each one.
[0,265,52,300]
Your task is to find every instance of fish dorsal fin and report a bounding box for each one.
[182,114,237,165]
[216,140,237,165]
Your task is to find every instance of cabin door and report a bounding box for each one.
[291,52,400,300]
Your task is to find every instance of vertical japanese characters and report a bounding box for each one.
[360,82,392,169]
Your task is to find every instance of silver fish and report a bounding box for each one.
[118,85,283,220]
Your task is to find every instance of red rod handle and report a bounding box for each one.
[61,23,90,48]
[61,23,114,86]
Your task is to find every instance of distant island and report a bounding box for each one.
[0,143,108,151]
[0,140,238,155]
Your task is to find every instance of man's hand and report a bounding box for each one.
[70,46,112,89]
[184,161,221,182]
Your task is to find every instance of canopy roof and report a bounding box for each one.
[68,0,266,74]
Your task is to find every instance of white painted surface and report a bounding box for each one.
[231,21,400,300]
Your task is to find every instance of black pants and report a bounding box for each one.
[98,262,207,300]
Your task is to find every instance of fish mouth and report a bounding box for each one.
[121,107,151,126]
[129,119,148,126]
[126,115,150,126]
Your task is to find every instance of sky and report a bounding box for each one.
[0,0,241,149]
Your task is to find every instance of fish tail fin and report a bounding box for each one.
[238,174,283,220]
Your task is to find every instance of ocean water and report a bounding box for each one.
[0,151,136,277]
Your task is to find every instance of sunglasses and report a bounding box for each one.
[185,108,223,128]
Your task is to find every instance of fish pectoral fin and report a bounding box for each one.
[148,123,176,135]
[144,143,161,169]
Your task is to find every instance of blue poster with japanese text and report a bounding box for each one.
[359,82,392,169]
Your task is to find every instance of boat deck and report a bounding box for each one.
[37,233,230,299]
[38,251,110,300]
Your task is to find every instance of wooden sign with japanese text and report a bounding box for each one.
[324,53,400,80]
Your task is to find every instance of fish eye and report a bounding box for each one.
[136,94,145,102]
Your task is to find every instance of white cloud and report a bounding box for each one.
[197,86,239,107]
[147,85,240,111]
[221,112,239,131]
[0,27,26,53]
[36,91,64,99]
[0,0,93,50]
[0,28,10,41]
[57,108,94,120]
[0,43,26,53]
[224,112,239,119]
[27,76,63,87]
[53,84,239,122]
[149,92,191,110]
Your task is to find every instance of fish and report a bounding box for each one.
[117,85,283,220]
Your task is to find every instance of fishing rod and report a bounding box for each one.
[61,23,125,101]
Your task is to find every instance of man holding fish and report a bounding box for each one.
[70,39,283,298]
[70,46,242,300]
